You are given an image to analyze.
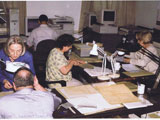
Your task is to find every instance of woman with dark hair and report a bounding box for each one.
[46,34,85,88]
[0,35,36,91]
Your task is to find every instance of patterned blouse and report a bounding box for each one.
[46,48,72,82]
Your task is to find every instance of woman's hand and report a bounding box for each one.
[3,80,13,89]
[70,59,86,66]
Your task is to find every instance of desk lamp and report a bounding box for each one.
[139,45,160,89]
[90,41,107,77]
[119,34,160,90]
[90,41,123,80]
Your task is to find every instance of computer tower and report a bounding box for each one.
[9,9,19,36]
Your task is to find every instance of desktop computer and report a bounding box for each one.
[92,24,118,34]
[9,9,19,36]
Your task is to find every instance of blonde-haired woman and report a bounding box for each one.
[0,35,35,91]
[124,30,159,74]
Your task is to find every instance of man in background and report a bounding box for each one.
[27,14,58,51]
[0,67,61,118]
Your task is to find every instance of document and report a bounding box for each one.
[67,93,122,115]
[57,85,98,99]
[123,98,153,109]
[84,66,112,77]
[122,64,140,72]
[93,84,140,105]
[57,84,140,115]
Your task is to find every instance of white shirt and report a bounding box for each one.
[27,24,58,51]
[0,88,62,118]
[129,44,159,74]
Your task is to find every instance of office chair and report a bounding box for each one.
[33,39,67,88]
[33,39,56,87]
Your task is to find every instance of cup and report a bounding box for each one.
[137,84,145,95]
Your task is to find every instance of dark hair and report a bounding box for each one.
[14,67,34,88]
[56,34,75,50]
[39,14,48,23]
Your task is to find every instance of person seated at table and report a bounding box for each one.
[0,35,36,91]
[27,14,58,51]
[46,34,85,88]
[0,67,61,118]
[123,30,159,74]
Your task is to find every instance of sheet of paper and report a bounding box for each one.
[67,93,122,115]
[93,84,140,105]
[123,98,153,109]
[56,85,98,99]
[122,64,140,72]
[84,67,112,77]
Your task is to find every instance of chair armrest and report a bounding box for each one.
[46,80,66,87]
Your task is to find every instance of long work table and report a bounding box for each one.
[52,50,159,118]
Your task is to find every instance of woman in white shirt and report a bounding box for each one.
[123,30,159,74]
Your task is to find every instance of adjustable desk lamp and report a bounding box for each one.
[139,45,160,89]
[118,34,160,90]
[90,41,123,80]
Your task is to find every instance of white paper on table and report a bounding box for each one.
[66,93,122,115]
[123,98,153,109]
[84,67,112,77]
[122,64,140,72]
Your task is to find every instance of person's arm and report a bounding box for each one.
[33,76,47,91]
[0,51,13,89]
[60,59,85,75]
[129,47,157,67]
[26,31,34,48]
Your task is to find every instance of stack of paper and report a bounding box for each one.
[57,85,122,115]
[84,67,112,77]
[123,99,153,109]
[122,64,140,72]
[56,84,152,115]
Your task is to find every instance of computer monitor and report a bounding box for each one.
[97,9,116,25]
[25,16,39,36]
[89,13,97,27]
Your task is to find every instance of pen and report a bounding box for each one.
[69,107,76,114]
[77,105,97,108]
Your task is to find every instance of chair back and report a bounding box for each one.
[36,39,56,55]
[34,39,56,87]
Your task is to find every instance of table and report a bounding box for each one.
[52,88,160,118]
[52,60,157,118]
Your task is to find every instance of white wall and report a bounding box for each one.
[26,1,82,31]
[135,1,159,29]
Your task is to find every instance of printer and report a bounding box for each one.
[50,16,74,35]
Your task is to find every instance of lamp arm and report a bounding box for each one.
[97,47,106,56]
[140,46,160,65]
[111,56,116,74]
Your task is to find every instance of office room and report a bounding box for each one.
[0,0,160,119]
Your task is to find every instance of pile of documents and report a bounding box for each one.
[56,83,153,115]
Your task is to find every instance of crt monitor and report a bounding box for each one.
[88,13,97,27]
[25,16,39,36]
[97,9,116,25]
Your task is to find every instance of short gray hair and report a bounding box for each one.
[14,67,34,88]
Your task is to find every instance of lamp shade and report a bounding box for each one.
[90,44,98,56]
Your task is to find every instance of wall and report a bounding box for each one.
[26,1,82,31]
[135,1,159,29]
